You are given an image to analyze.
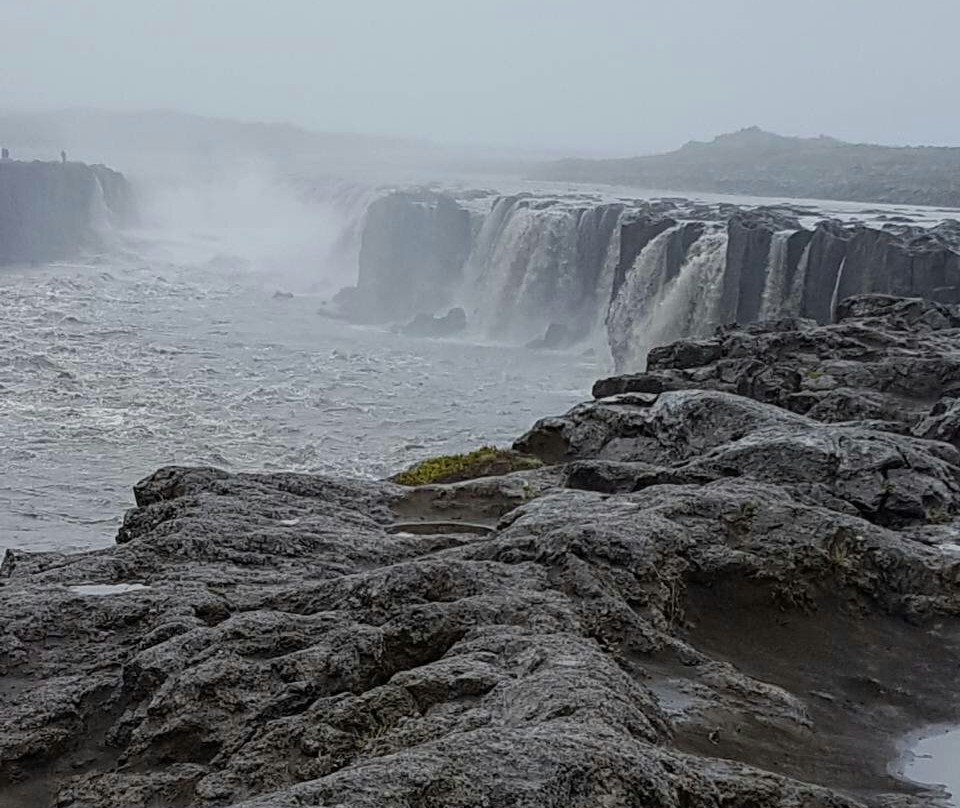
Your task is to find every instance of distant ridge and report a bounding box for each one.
[0,108,541,180]
[530,127,960,207]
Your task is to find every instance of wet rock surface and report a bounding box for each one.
[4,295,960,806]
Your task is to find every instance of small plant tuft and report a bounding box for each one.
[392,446,543,487]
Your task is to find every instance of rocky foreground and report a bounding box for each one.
[4,295,960,807]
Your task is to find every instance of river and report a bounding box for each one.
[0,224,601,553]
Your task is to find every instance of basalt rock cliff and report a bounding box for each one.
[3,295,960,807]
[0,159,133,265]
[334,188,960,371]
[333,189,472,323]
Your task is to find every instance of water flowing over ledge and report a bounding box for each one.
[330,186,960,370]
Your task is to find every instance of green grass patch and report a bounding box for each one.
[392,446,543,486]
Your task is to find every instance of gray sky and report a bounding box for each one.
[4,0,959,156]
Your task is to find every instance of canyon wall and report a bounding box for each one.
[337,189,960,369]
[0,160,133,265]
[335,190,472,323]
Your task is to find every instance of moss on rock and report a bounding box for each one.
[392,446,543,486]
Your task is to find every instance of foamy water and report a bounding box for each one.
[0,232,601,554]
[899,727,960,806]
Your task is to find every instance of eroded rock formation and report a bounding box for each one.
[337,187,960,371]
[2,295,959,806]
[0,160,133,264]
[334,189,472,323]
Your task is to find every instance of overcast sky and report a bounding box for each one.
[3,0,959,156]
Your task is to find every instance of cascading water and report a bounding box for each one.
[90,175,114,232]
[641,228,729,348]
[829,257,848,322]
[312,180,381,289]
[608,226,728,370]
[460,201,575,338]
[758,230,795,320]
[784,239,812,316]
[607,225,680,369]
[587,207,627,343]
[458,197,621,343]
[625,230,727,368]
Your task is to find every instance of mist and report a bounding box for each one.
[134,164,370,293]
[4,0,960,157]
[7,3,960,805]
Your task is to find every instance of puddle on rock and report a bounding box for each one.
[68,583,150,596]
[899,727,960,806]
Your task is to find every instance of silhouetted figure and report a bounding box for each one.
[61,150,67,164]
[0,147,10,162]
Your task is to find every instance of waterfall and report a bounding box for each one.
[758,230,794,320]
[588,207,627,342]
[307,179,380,285]
[90,174,114,233]
[458,197,622,343]
[461,201,575,338]
[607,226,679,369]
[639,229,729,352]
[829,257,847,322]
[784,238,812,316]
[607,226,728,370]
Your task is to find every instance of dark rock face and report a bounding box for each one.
[594,294,960,433]
[717,210,801,324]
[0,160,133,264]
[337,190,472,323]
[399,307,467,338]
[345,187,960,368]
[4,295,960,807]
[607,213,960,370]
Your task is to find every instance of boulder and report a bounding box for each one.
[399,307,467,337]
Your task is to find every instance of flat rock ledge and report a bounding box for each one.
[4,295,960,807]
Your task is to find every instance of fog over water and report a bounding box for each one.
[3,4,960,806]
[5,0,960,155]
[0,172,604,552]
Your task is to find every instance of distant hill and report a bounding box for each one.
[0,108,445,179]
[530,127,960,207]
[0,109,540,182]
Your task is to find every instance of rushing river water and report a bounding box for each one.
[0,228,602,554]
[900,727,960,806]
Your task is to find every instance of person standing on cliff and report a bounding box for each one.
[1,147,10,162]
[61,150,67,164]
